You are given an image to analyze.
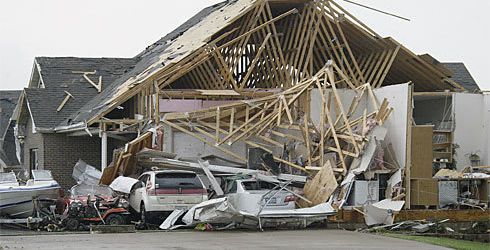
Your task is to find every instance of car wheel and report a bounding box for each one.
[140,203,147,224]
[106,214,125,225]
[65,218,79,231]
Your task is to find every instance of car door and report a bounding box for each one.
[225,180,239,206]
[129,174,148,212]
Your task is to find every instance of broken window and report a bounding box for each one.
[241,181,276,191]
[29,148,38,172]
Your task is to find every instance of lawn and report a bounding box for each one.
[384,233,489,250]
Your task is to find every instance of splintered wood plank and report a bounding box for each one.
[216,107,220,143]
[239,33,271,90]
[164,120,246,162]
[298,158,338,207]
[327,68,359,156]
[229,107,235,133]
[302,116,313,165]
[264,2,290,86]
[375,45,401,88]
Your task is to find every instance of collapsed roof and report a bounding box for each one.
[7,0,472,133]
[57,0,472,132]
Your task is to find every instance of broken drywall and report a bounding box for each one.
[162,124,248,160]
[371,83,410,168]
[311,83,409,169]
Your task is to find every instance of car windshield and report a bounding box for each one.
[155,172,202,189]
[31,170,54,181]
[241,180,277,190]
[0,172,17,184]
[71,184,113,197]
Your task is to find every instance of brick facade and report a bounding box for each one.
[43,133,102,189]
[23,115,44,172]
[26,132,125,189]
[22,114,127,189]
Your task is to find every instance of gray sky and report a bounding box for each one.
[1,0,489,90]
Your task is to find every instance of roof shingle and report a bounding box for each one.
[442,62,480,93]
[25,57,137,129]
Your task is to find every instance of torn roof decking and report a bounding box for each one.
[62,0,237,129]
[58,0,469,131]
[21,57,137,130]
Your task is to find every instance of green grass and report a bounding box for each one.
[384,233,489,250]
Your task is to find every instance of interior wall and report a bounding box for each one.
[310,83,409,169]
[370,83,410,168]
[452,93,486,169]
[310,88,368,129]
[163,125,247,162]
[484,94,490,168]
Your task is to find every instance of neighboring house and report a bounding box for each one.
[442,63,480,93]
[0,90,21,170]
[12,57,137,188]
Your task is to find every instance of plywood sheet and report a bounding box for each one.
[299,158,338,207]
[411,125,433,178]
[410,178,438,206]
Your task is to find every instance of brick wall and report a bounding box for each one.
[23,116,44,173]
[23,115,130,189]
[43,134,102,189]
[42,134,126,189]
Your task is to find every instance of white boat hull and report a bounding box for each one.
[0,182,60,218]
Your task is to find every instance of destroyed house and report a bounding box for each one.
[13,0,488,210]
[12,57,137,187]
[0,90,21,169]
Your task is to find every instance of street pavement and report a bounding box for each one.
[0,229,449,249]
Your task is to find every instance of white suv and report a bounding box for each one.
[129,170,208,224]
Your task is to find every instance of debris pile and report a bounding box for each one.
[95,63,407,230]
[434,167,489,210]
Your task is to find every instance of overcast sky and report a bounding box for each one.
[1,0,489,90]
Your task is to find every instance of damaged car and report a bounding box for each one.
[63,184,130,230]
[129,170,208,224]
[225,178,296,214]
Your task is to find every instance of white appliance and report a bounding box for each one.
[348,180,379,206]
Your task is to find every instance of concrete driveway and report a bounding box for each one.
[0,229,448,250]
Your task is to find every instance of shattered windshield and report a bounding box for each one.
[31,170,54,181]
[241,180,277,190]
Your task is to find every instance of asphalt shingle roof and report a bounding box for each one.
[25,57,137,129]
[0,90,21,138]
[63,1,229,128]
[442,63,480,93]
[0,90,21,166]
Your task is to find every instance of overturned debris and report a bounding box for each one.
[162,197,335,230]
[72,160,102,186]
[363,199,405,226]
[109,176,139,194]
